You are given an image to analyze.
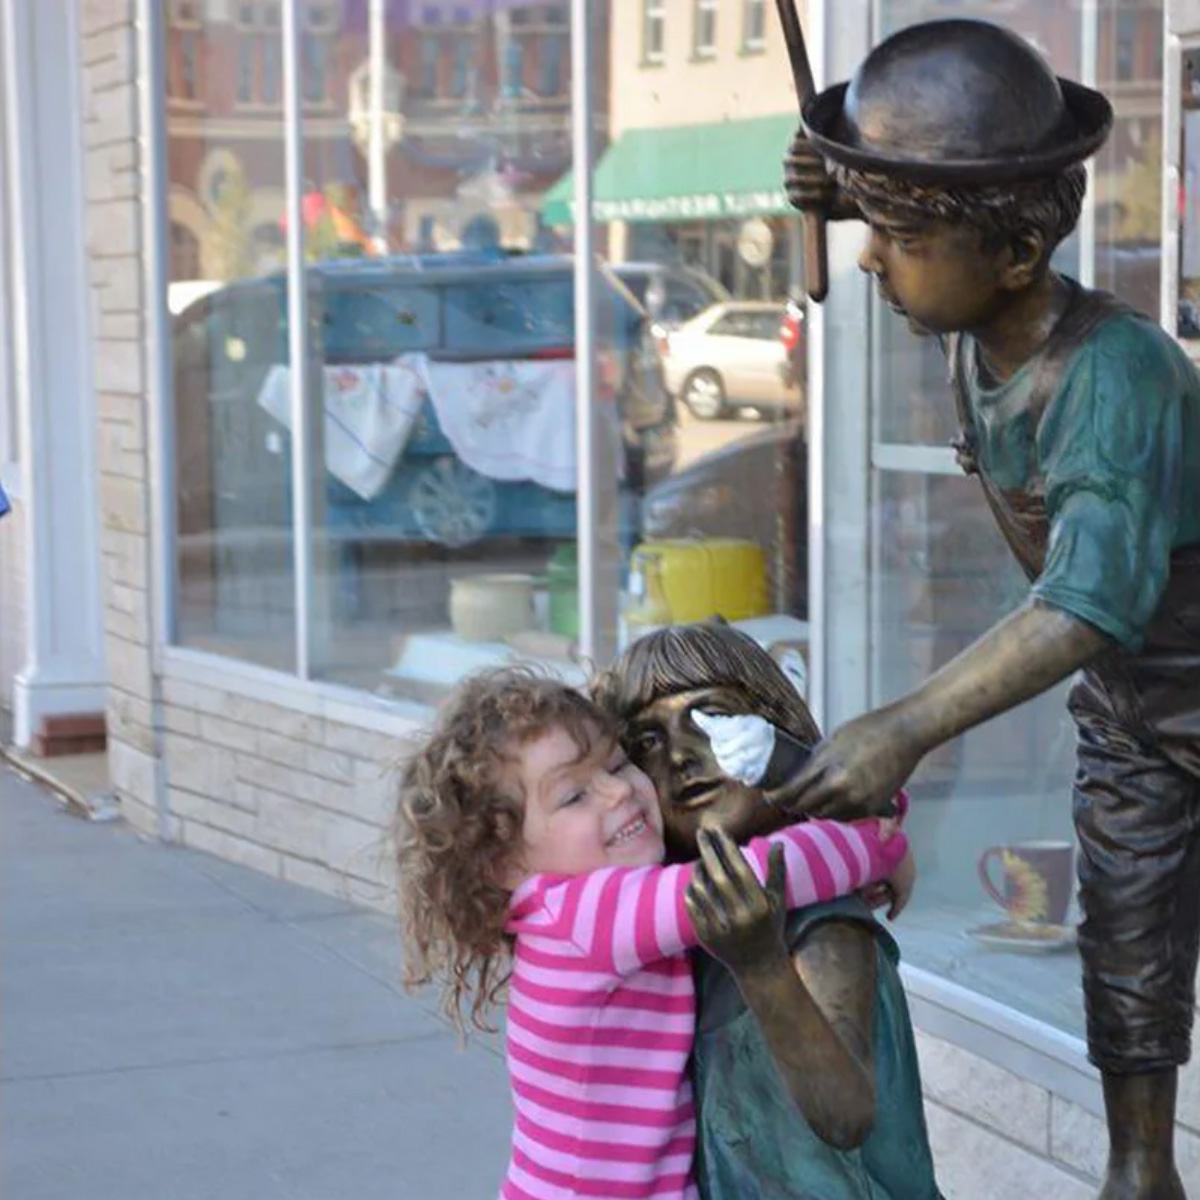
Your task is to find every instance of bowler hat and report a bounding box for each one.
[801,19,1112,185]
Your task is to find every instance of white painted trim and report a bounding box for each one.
[1078,0,1098,289]
[139,0,178,840]
[140,0,178,656]
[0,461,20,501]
[870,443,962,476]
[811,0,872,730]
[4,0,106,747]
[162,645,432,735]
[282,0,316,681]
[1162,27,1183,333]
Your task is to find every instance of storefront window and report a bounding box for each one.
[166,11,296,671]
[163,0,810,701]
[865,0,1163,1037]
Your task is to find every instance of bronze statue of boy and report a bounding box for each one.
[784,18,1200,1200]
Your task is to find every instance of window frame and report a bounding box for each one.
[741,0,766,52]
[693,0,718,60]
[643,0,665,65]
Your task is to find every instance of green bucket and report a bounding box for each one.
[546,543,579,639]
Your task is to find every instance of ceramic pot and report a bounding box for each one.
[449,574,536,642]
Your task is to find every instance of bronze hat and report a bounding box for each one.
[801,19,1112,185]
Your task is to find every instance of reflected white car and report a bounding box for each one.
[660,301,803,420]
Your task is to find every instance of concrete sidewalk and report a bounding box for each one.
[0,764,512,1200]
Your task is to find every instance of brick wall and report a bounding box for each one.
[80,0,160,836]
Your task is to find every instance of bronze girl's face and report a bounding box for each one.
[624,685,781,859]
[856,202,1012,336]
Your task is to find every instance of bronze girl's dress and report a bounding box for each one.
[692,896,941,1200]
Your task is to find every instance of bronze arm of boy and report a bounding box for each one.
[776,135,1110,822]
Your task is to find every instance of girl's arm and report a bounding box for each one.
[537,816,906,976]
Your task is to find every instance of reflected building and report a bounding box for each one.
[163,0,600,293]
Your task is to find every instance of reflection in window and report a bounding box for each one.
[693,0,717,58]
[302,34,330,104]
[504,33,525,98]
[539,33,567,96]
[178,31,200,101]
[742,0,765,50]
[237,41,255,103]
[171,222,201,280]
[262,40,281,104]
[417,35,440,97]
[451,34,476,99]
[643,0,665,64]
[1115,10,1139,81]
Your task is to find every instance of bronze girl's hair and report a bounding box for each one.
[394,667,614,1034]
[592,621,820,748]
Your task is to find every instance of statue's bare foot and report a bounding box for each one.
[1096,1162,1187,1200]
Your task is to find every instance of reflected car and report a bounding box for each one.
[643,420,808,617]
[172,252,678,551]
[609,261,731,333]
[660,301,804,420]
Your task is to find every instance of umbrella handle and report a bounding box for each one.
[774,0,828,304]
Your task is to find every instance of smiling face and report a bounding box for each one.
[514,721,665,880]
[856,203,1014,336]
[624,685,783,859]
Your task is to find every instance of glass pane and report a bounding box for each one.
[166,4,296,671]
[296,0,659,698]
[1093,0,1164,318]
[865,0,1164,1037]
[871,470,1083,1035]
[590,11,809,672]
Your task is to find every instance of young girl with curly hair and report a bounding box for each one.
[396,667,909,1200]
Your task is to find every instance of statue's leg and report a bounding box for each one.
[1098,1070,1185,1200]
[1070,672,1200,1200]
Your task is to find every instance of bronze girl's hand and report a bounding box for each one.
[685,828,789,975]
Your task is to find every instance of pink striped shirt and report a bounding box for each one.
[500,817,908,1199]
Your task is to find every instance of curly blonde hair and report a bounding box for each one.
[395,667,614,1033]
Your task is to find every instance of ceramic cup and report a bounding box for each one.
[977,840,1074,926]
[449,574,536,642]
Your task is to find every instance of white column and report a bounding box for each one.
[368,0,388,249]
[2,0,106,747]
[806,0,873,729]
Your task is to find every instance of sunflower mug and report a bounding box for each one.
[977,840,1074,926]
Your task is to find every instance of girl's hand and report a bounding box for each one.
[862,846,917,920]
[685,828,788,974]
[692,710,776,787]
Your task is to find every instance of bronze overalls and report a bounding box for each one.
[950,289,1200,1073]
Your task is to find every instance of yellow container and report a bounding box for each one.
[626,538,770,628]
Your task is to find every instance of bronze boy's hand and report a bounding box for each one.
[685,828,788,975]
[783,128,859,221]
[787,705,925,822]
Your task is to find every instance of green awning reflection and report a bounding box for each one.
[541,114,797,225]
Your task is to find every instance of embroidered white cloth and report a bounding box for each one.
[256,360,426,501]
[422,358,614,494]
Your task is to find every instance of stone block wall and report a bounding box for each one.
[80,0,160,836]
[916,1031,1200,1197]
[158,668,420,910]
